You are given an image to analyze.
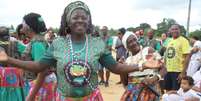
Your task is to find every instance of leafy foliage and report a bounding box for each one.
[108,28,118,36]
[156,18,186,37]
[52,27,59,33]
[189,29,201,40]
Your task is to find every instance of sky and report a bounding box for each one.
[0,0,201,32]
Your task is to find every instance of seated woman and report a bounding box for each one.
[120,32,163,101]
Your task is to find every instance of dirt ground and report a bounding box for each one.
[99,73,125,101]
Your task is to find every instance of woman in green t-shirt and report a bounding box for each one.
[0,1,161,101]
[20,13,57,101]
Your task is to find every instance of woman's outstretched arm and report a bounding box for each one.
[7,57,49,73]
[0,48,49,73]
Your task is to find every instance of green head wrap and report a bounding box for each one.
[65,1,91,24]
[58,1,93,36]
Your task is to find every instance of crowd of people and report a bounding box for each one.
[0,1,201,101]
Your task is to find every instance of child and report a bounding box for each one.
[162,76,200,101]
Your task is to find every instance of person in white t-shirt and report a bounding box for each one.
[187,35,201,76]
[162,76,200,101]
[192,69,201,99]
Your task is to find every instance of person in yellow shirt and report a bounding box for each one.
[164,24,191,91]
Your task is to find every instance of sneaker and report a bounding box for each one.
[99,80,105,85]
[105,81,109,87]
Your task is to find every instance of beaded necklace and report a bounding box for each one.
[68,35,88,62]
[64,35,97,91]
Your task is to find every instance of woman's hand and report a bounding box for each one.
[0,47,8,62]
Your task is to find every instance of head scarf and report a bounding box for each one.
[65,1,91,24]
[122,31,138,49]
[59,1,92,36]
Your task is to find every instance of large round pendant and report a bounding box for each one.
[64,60,92,87]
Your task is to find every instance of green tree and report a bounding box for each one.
[94,25,100,32]
[108,28,117,36]
[156,18,186,37]
[179,25,186,35]
[52,28,59,33]
[139,23,151,30]
[127,27,135,32]
[189,29,201,40]
[157,18,177,35]
[10,25,14,30]
[127,23,151,32]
